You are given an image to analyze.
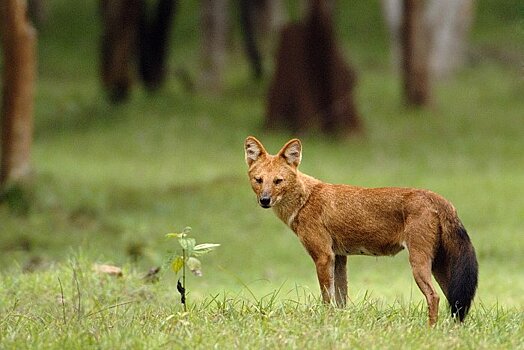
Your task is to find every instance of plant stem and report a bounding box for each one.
[182,248,187,312]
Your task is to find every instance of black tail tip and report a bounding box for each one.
[451,301,471,322]
[448,265,477,322]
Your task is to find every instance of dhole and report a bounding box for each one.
[244,136,478,325]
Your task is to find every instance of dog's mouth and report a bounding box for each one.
[260,203,271,209]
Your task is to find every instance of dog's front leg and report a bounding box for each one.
[334,255,348,307]
[314,253,335,304]
[298,229,335,305]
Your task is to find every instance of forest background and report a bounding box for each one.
[0,0,523,348]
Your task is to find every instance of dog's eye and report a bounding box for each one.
[255,177,263,184]
[274,178,283,185]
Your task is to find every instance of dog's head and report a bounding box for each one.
[244,136,302,209]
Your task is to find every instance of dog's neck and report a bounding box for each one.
[273,171,320,230]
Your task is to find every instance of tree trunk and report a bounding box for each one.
[27,0,47,28]
[239,0,289,80]
[426,0,475,79]
[383,0,475,79]
[263,0,287,31]
[266,0,361,135]
[100,0,142,103]
[138,0,178,90]
[0,0,37,187]
[240,0,264,79]
[381,0,403,69]
[200,0,228,92]
[400,0,431,106]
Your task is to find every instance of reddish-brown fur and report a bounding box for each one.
[244,136,478,326]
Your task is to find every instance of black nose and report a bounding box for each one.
[259,196,271,208]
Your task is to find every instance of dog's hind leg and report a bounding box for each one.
[404,212,441,326]
[334,255,347,307]
[409,252,440,326]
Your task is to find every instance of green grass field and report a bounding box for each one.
[1,0,523,348]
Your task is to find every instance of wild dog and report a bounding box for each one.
[244,136,478,326]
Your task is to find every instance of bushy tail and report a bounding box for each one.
[447,224,478,321]
[436,211,479,322]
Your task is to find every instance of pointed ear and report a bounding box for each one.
[278,139,302,168]
[244,136,267,167]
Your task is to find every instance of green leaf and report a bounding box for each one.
[179,237,195,253]
[186,257,202,277]
[166,233,183,238]
[194,243,220,250]
[192,243,220,256]
[171,256,184,274]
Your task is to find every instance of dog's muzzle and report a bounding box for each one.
[259,196,271,208]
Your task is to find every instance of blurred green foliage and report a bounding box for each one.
[0,0,523,307]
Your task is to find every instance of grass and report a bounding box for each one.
[1,0,524,348]
[1,256,523,349]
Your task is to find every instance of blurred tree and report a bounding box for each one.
[426,0,475,79]
[100,0,142,103]
[266,0,361,135]
[138,0,178,90]
[100,0,177,102]
[200,0,229,92]
[400,0,431,106]
[383,0,475,101]
[240,0,265,80]
[239,0,286,80]
[27,0,47,28]
[0,0,37,187]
